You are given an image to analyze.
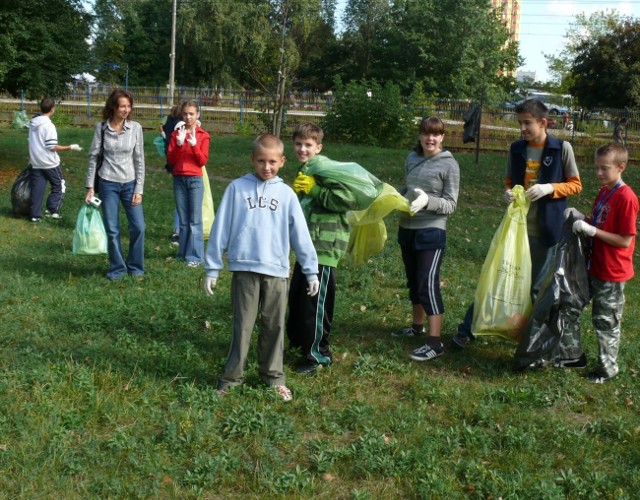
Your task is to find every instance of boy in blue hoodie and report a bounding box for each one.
[203,134,319,401]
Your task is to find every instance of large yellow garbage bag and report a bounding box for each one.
[202,166,215,240]
[472,185,531,341]
[347,183,410,266]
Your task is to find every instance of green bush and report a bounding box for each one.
[323,78,417,148]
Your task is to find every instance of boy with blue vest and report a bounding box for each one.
[452,99,582,349]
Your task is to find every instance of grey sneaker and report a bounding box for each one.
[275,385,293,402]
[392,326,424,337]
[410,343,444,361]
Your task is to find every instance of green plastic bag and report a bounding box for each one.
[73,204,108,255]
[300,155,383,213]
[12,111,29,129]
[202,166,215,240]
[153,136,166,158]
[472,185,532,341]
[347,183,410,266]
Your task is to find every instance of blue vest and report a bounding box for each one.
[510,135,567,246]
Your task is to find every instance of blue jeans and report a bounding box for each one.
[100,179,145,280]
[173,175,204,264]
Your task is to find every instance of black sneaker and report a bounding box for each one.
[410,343,444,361]
[296,360,323,374]
[44,210,62,219]
[170,233,179,246]
[391,326,424,337]
[553,353,587,369]
[452,332,473,349]
[587,371,616,384]
[30,217,42,223]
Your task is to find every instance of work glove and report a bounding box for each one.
[564,207,585,221]
[187,131,197,147]
[293,174,317,195]
[409,188,429,214]
[307,279,320,297]
[526,183,554,201]
[70,144,82,152]
[204,277,218,296]
[176,125,187,146]
[572,220,596,237]
[160,130,166,140]
[503,189,515,203]
[174,120,185,130]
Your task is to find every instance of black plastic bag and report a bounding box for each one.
[463,105,481,144]
[11,165,33,216]
[513,215,591,369]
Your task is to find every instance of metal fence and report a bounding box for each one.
[1,86,637,163]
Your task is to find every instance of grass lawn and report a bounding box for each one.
[0,125,639,497]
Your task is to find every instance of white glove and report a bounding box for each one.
[187,131,197,147]
[526,183,554,201]
[409,188,429,214]
[176,126,187,146]
[174,121,185,130]
[160,130,166,140]
[503,189,515,203]
[572,220,596,237]
[204,277,218,296]
[307,279,320,297]
[564,207,585,221]
[70,144,82,152]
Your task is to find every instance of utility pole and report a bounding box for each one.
[169,0,177,106]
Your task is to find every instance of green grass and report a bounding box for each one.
[1,125,639,497]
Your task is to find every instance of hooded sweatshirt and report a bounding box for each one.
[399,150,460,230]
[28,115,60,169]
[205,173,318,281]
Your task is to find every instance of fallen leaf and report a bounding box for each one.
[322,473,335,482]
[360,305,366,312]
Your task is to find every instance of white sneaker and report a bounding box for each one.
[274,385,293,402]
[45,210,62,219]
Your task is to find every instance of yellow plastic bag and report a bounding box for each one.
[347,183,410,266]
[202,166,215,240]
[472,185,532,341]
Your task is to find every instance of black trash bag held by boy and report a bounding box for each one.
[513,215,590,369]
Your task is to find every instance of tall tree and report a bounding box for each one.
[570,18,640,109]
[544,9,623,94]
[0,0,91,98]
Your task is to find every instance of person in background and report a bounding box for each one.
[85,89,145,281]
[167,100,210,267]
[204,134,319,401]
[613,117,628,146]
[161,104,183,245]
[28,98,82,222]
[391,116,460,362]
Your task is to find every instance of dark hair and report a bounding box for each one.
[252,134,284,156]
[169,104,182,118]
[181,100,200,112]
[617,117,628,126]
[40,98,55,114]
[596,142,628,165]
[102,88,133,121]
[292,122,323,143]
[413,116,445,155]
[515,99,548,120]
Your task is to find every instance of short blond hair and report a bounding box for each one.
[595,142,628,165]
[252,134,284,156]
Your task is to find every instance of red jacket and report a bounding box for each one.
[167,126,210,176]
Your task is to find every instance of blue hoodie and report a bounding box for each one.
[205,173,318,281]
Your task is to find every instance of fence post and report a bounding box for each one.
[87,86,92,117]
[20,90,25,112]
[239,95,244,124]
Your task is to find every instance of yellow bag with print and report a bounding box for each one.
[472,185,532,341]
[202,166,215,240]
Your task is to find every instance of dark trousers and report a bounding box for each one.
[29,166,65,218]
[286,262,335,365]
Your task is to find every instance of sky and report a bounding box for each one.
[335,0,639,83]
[518,0,639,81]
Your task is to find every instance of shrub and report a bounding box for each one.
[323,78,417,148]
